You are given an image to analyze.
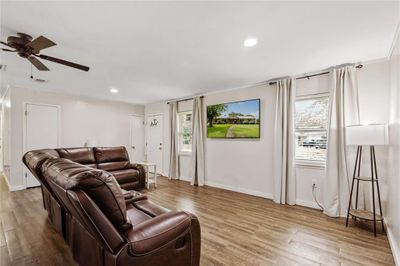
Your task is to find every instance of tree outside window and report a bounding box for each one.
[295,95,329,165]
[178,111,192,153]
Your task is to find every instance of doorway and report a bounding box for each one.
[146,114,163,175]
[130,115,145,163]
[24,103,60,188]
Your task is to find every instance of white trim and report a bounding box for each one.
[129,114,145,162]
[0,85,10,172]
[3,173,25,191]
[296,92,330,101]
[3,171,11,190]
[388,21,400,58]
[361,57,391,67]
[179,176,191,182]
[296,160,326,169]
[295,199,323,210]
[205,180,273,199]
[22,102,61,189]
[8,185,25,192]
[385,220,400,266]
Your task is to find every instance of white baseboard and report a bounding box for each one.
[385,220,400,265]
[179,176,191,182]
[204,180,273,199]
[295,199,323,210]
[9,185,26,191]
[3,173,11,190]
[2,174,25,191]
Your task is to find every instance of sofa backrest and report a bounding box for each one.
[56,147,97,168]
[42,158,132,233]
[94,146,131,171]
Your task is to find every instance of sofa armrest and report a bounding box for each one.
[125,211,192,256]
[126,163,144,171]
[121,189,148,204]
[126,163,146,188]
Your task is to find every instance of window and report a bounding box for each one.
[178,111,192,153]
[295,95,329,165]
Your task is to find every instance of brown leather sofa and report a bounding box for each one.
[56,146,145,190]
[23,147,201,266]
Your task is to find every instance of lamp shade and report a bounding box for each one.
[346,124,388,146]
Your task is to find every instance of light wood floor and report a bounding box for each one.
[0,175,394,265]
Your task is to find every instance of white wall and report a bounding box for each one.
[145,60,392,208]
[204,85,276,198]
[386,25,400,264]
[5,86,144,190]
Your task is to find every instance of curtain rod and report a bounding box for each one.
[268,64,363,86]
[167,95,204,104]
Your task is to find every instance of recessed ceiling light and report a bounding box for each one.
[110,88,118,94]
[244,38,257,47]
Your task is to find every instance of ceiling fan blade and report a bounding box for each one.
[38,54,89,71]
[27,36,56,52]
[1,48,16,52]
[1,41,13,48]
[28,56,49,71]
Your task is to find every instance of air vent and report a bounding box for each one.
[0,65,7,72]
[33,78,47,83]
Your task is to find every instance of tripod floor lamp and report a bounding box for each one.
[345,124,388,236]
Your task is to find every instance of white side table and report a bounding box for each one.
[137,162,157,189]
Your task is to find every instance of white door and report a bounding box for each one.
[146,114,163,175]
[130,115,145,163]
[25,104,59,188]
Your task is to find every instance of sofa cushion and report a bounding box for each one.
[42,158,132,233]
[97,161,130,172]
[93,146,129,163]
[94,147,131,171]
[120,182,141,191]
[126,204,152,227]
[133,200,170,217]
[56,148,96,167]
[110,169,139,184]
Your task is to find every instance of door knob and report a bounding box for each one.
[132,146,136,149]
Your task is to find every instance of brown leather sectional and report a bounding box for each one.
[23,146,201,266]
[56,146,145,190]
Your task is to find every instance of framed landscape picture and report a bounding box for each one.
[207,99,260,138]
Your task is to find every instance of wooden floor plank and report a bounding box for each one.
[0,175,394,265]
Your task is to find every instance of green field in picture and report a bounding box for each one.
[207,99,260,138]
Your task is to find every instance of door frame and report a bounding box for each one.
[129,114,145,163]
[145,113,164,175]
[0,86,9,173]
[22,102,61,188]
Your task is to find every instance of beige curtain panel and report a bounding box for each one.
[324,65,360,217]
[168,101,179,179]
[191,96,206,186]
[273,78,296,205]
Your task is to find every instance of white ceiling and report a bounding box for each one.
[1,1,399,105]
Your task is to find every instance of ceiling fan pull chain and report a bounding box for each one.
[30,63,33,79]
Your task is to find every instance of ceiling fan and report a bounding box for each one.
[0,32,90,72]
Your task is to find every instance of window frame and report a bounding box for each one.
[295,92,329,168]
[177,111,193,155]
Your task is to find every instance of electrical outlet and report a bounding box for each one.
[312,179,317,187]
